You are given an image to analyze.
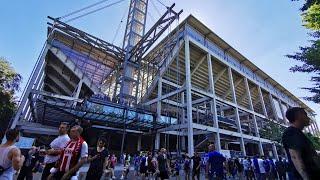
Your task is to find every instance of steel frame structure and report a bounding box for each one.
[11,11,320,157]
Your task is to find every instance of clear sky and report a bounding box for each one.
[1,0,319,126]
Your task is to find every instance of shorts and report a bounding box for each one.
[159,171,169,180]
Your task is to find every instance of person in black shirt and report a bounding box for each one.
[275,157,286,180]
[157,148,170,180]
[86,138,108,180]
[191,152,201,180]
[282,107,320,180]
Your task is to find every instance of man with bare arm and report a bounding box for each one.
[282,107,320,180]
[0,129,25,179]
[41,122,70,180]
[49,125,88,180]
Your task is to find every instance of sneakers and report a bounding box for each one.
[112,176,116,179]
[120,175,124,180]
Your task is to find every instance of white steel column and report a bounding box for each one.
[185,36,194,156]
[244,78,263,155]
[272,143,279,160]
[311,123,316,135]
[73,80,83,106]
[207,53,221,151]
[155,77,162,150]
[258,86,268,118]
[137,135,142,151]
[269,93,279,121]
[277,99,286,121]
[11,45,49,128]
[155,133,160,150]
[181,92,186,151]
[228,67,246,156]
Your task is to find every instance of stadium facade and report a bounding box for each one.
[11,12,320,158]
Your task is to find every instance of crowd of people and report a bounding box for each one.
[0,107,320,179]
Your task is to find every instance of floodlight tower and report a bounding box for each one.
[118,0,149,105]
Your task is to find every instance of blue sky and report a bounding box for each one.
[1,0,319,126]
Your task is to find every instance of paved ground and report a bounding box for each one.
[14,165,208,180]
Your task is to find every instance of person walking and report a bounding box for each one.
[282,107,320,179]
[41,122,70,180]
[17,146,40,180]
[139,152,148,179]
[258,157,266,180]
[85,138,109,180]
[108,153,117,179]
[191,152,201,180]
[0,129,25,180]
[157,148,170,180]
[205,144,226,180]
[48,125,88,180]
[243,157,254,180]
[275,157,286,180]
[262,156,270,179]
[235,158,244,179]
[268,157,277,180]
[147,152,157,180]
[183,154,191,180]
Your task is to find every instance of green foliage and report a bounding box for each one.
[0,57,21,139]
[303,3,320,31]
[259,120,285,143]
[287,0,320,103]
[305,132,320,150]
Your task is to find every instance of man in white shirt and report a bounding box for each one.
[50,125,88,180]
[41,122,70,180]
[257,157,266,180]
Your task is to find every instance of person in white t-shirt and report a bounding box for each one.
[257,157,266,180]
[49,125,88,180]
[41,122,70,180]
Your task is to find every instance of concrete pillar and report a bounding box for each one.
[185,36,194,156]
[228,67,246,156]
[207,53,221,151]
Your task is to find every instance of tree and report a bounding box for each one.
[259,120,285,143]
[0,57,22,140]
[287,0,320,103]
[305,132,320,150]
[302,3,320,30]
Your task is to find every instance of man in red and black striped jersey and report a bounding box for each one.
[49,125,88,180]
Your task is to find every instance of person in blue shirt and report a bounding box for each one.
[262,156,270,179]
[268,157,277,180]
[133,154,140,176]
[252,155,261,179]
[205,144,226,180]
